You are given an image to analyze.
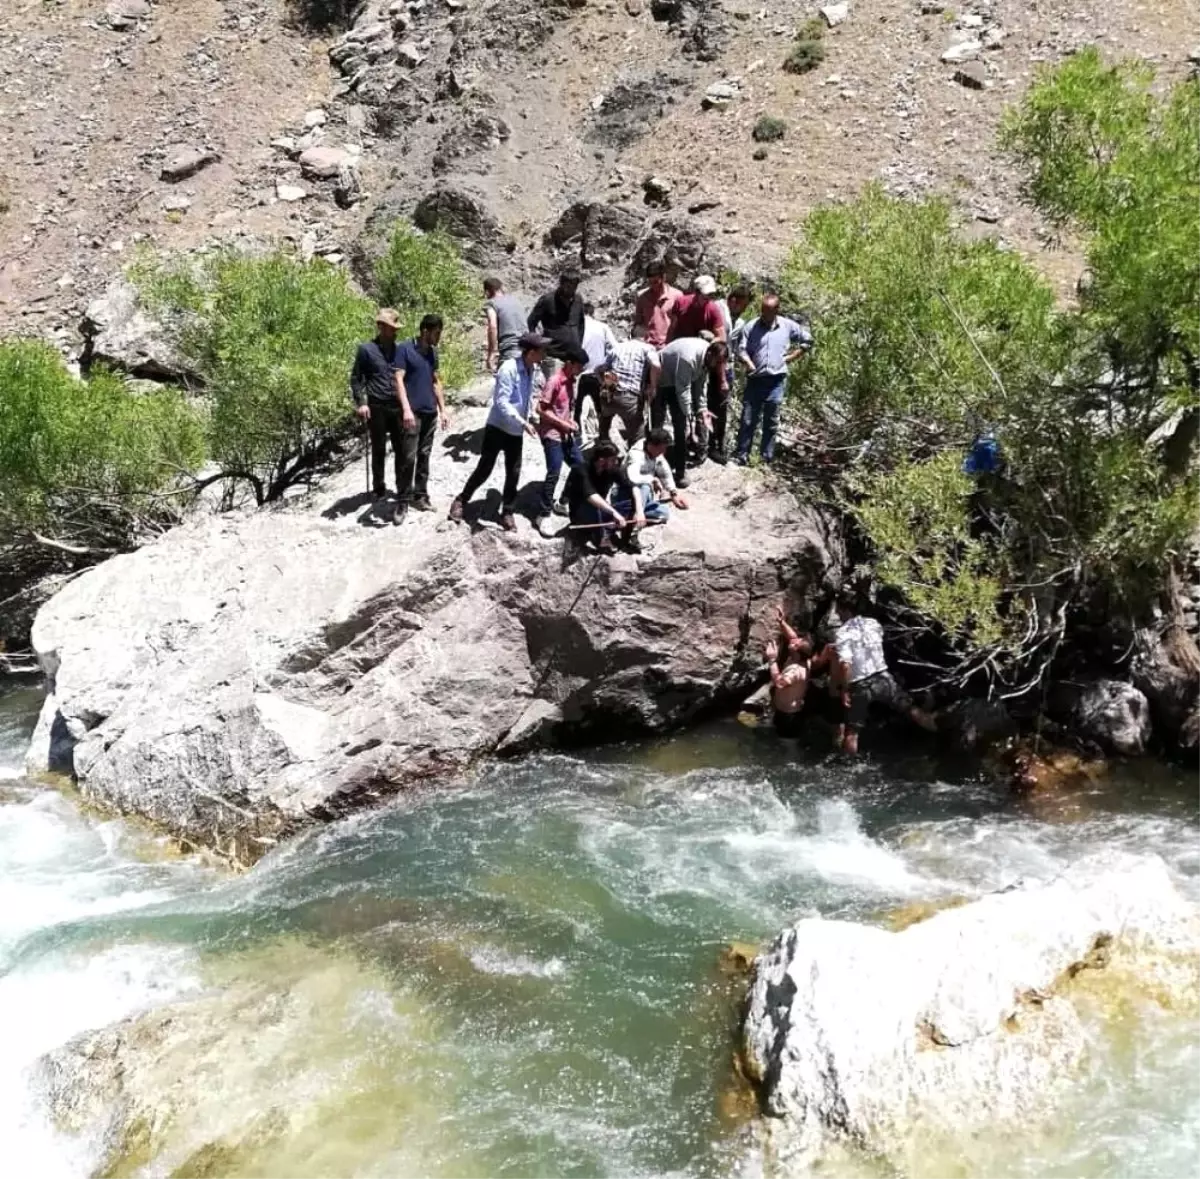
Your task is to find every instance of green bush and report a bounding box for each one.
[783,39,825,75]
[373,221,476,391]
[133,249,374,503]
[796,17,827,41]
[752,115,787,143]
[0,340,203,552]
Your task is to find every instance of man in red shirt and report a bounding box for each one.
[535,344,587,527]
[632,260,681,348]
[668,274,726,342]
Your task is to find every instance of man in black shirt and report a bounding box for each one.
[527,269,584,372]
[350,308,405,515]
[564,440,649,554]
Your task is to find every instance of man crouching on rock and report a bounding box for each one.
[816,587,937,756]
[765,606,812,738]
[564,441,658,555]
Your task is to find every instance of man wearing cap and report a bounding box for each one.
[632,260,681,349]
[734,294,814,466]
[668,275,726,343]
[392,313,449,523]
[449,332,549,531]
[527,270,585,376]
[350,307,406,514]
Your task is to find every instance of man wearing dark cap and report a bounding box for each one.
[526,270,584,375]
[449,332,549,531]
[349,307,404,515]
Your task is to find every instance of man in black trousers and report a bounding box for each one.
[350,308,405,518]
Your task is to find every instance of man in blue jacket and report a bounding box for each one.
[449,332,550,531]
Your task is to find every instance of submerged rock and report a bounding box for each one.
[26,412,839,861]
[741,852,1200,1168]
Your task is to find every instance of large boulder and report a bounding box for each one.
[26,409,840,862]
[742,852,1200,1168]
[411,187,511,265]
[1051,678,1152,755]
[544,200,646,271]
[80,278,195,383]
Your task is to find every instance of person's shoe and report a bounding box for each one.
[392,503,409,526]
[623,532,643,554]
[597,535,616,555]
[708,449,728,466]
[500,512,518,532]
[733,454,750,467]
[552,500,570,518]
[375,497,394,523]
[675,473,690,490]
[373,487,389,500]
[411,496,434,512]
[448,498,464,523]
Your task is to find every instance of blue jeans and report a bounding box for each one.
[540,435,583,514]
[735,372,787,463]
[572,488,670,529]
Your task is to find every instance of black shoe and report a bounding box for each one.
[411,497,433,512]
[623,533,643,554]
[552,500,570,518]
[708,449,728,466]
[373,487,388,500]
[597,536,616,555]
[392,503,408,526]
[676,473,690,490]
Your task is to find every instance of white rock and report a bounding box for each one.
[298,145,353,179]
[743,852,1200,1167]
[959,13,984,27]
[303,108,327,128]
[395,41,425,68]
[160,194,191,213]
[941,40,983,63]
[820,3,849,27]
[983,26,1006,49]
[275,183,308,202]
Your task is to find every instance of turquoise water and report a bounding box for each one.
[1,683,1197,1176]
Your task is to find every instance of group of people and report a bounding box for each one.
[350,263,814,548]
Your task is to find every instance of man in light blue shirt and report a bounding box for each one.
[450,332,549,530]
[734,294,813,465]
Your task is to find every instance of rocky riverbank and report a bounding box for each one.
[25,405,840,862]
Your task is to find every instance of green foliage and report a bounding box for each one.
[373,221,476,390]
[783,39,825,75]
[0,339,203,548]
[134,249,373,503]
[796,17,826,40]
[752,115,787,143]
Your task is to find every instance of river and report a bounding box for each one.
[1,679,1197,1177]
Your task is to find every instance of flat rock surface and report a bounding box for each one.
[27,405,839,860]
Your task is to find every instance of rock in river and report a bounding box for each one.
[741,851,1200,1168]
[26,415,840,862]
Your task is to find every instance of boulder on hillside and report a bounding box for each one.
[625,214,715,287]
[1050,678,1151,755]
[412,187,512,264]
[545,201,645,270]
[742,852,1200,1169]
[26,412,840,862]
[80,278,195,384]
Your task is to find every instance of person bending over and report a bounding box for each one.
[815,588,936,755]
[765,606,813,738]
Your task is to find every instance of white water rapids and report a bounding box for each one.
[1,681,1197,1176]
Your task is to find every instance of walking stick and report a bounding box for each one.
[363,417,371,496]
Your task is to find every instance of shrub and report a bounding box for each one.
[783,39,825,75]
[373,221,476,391]
[134,249,374,504]
[0,340,203,554]
[752,115,787,143]
[796,17,827,41]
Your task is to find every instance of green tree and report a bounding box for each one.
[133,249,374,504]
[373,221,476,391]
[0,339,203,557]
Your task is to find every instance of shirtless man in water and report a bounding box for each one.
[765,607,813,738]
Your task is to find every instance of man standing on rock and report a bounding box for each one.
[483,277,527,374]
[654,336,727,487]
[350,307,406,514]
[709,284,752,463]
[734,294,813,466]
[632,260,681,348]
[392,314,449,523]
[579,301,619,423]
[599,333,660,447]
[527,269,585,376]
[668,274,726,343]
[534,344,587,529]
[449,332,549,531]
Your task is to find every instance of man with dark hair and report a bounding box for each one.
[579,301,618,423]
[564,440,652,554]
[535,343,587,527]
[625,427,688,517]
[392,313,449,522]
[813,588,937,755]
[632,259,681,348]
[449,332,549,531]
[350,308,405,513]
[710,285,752,463]
[527,270,585,374]
[654,336,727,487]
[483,277,527,373]
[734,293,814,466]
[599,334,659,446]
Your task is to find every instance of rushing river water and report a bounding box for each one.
[1,680,1197,1178]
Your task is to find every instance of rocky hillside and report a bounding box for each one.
[2,0,1195,348]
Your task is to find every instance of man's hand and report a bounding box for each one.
[438,409,450,431]
[564,418,578,434]
[402,409,416,431]
[355,404,371,421]
[671,492,689,510]
[609,511,628,530]
[633,513,647,530]
[486,353,498,374]
[774,604,786,627]
[765,640,778,663]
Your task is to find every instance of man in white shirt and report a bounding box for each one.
[624,428,689,520]
[814,588,936,755]
[577,302,619,422]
